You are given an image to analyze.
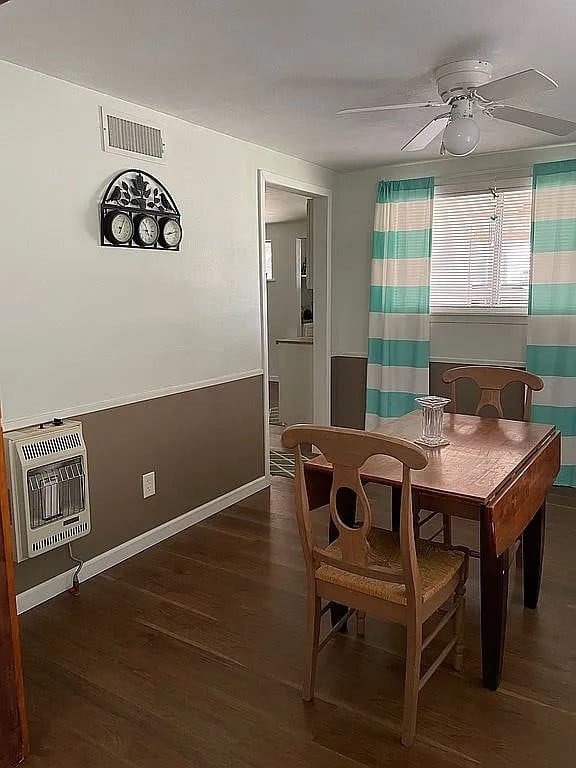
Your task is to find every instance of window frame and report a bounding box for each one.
[430,178,533,317]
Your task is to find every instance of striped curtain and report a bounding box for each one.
[366,177,434,431]
[527,159,576,487]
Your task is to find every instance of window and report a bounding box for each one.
[265,240,273,281]
[430,185,532,313]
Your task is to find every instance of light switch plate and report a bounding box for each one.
[142,471,156,498]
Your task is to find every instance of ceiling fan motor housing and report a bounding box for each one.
[435,60,493,102]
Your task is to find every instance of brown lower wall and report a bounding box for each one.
[331,357,526,427]
[331,356,367,429]
[15,375,265,593]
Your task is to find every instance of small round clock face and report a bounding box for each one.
[106,211,133,244]
[159,217,182,248]
[134,215,159,247]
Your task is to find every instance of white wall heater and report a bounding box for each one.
[5,420,91,562]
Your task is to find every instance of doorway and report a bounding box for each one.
[257,172,331,479]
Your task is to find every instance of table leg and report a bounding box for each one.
[480,510,509,691]
[328,486,357,629]
[391,486,401,533]
[522,502,546,610]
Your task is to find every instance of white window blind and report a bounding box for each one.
[430,186,532,313]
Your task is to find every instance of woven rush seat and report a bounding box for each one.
[316,527,465,605]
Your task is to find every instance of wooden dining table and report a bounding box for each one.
[303,411,561,690]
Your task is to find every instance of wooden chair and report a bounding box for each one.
[429,366,544,557]
[282,425,469,747]
[442,366,544,421]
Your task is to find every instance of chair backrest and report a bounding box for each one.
[442,366,544,421]
[282,425,428,605]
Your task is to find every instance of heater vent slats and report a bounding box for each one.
[22,432,82,461]
[31,521,89,554]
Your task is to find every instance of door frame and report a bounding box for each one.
[0,409,28,766]
[257,171,332,477]
[295,236,306,338]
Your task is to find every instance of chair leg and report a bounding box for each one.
[443,514,452,546]
[356,611,366,637]
[303,592,321,701]
[402,621,422,747]
[454,582,466,673]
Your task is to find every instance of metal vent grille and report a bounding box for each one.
[27,458,86,529]
[31,521,89,554]
[106,113,164,159]
[22,432,82,461]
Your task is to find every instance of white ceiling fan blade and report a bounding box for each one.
[337,101,444,115]
[491,105,576,136]
[475,69,557,102]
[402,115,450,151]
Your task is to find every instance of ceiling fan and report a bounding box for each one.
[337,60,576,156]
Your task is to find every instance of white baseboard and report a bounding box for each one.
[16,475,269,615]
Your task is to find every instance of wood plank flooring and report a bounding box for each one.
[18,479,576,767]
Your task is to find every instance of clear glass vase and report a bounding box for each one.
[414,396,451,447]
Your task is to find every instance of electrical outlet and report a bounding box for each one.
[142,471,156,498]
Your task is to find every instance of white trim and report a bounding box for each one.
[430,357,525,368]
[260,171,333,200]
[258,171,332,453]
[268,375,280,383]
[258,172,272,479]
[16,475,269,615]
[2,369,264,432]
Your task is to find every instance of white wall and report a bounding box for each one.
[0,62,335,429]
[265,219,307,378]
[333,143,576,363]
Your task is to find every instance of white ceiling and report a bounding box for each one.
[265,187,308,224]
[2,0,576,170]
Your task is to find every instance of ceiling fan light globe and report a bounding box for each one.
[442,117,480,155]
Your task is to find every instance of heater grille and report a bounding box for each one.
[31,521,89,555]
[22,432,81,461]
[27,458,86,529]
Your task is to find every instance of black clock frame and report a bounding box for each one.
[158,216,183,248]
[100,169,181,250]
[103,210,134,245]
[133,214,160,247]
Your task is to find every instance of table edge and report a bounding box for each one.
[304,423,559,505]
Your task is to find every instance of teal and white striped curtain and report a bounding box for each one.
[366,177,434,431]
[527,159,576,487]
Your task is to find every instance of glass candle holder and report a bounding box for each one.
[414,396,451,447]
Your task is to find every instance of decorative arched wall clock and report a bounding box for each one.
[100,169,182,250]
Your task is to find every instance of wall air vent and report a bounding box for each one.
[100,107,166,164]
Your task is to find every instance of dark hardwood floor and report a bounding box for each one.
[18,479,576,767]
